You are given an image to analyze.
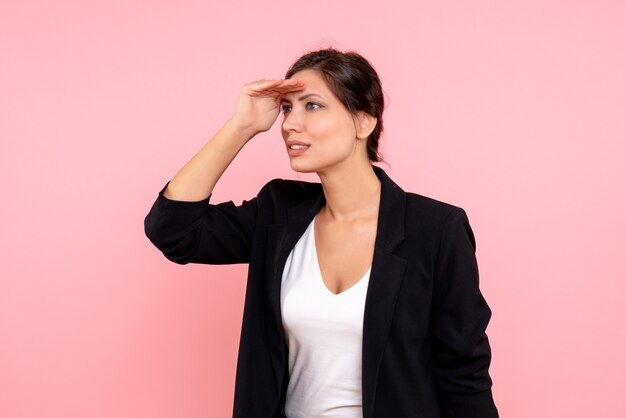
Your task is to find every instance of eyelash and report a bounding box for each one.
[281,102,322,114]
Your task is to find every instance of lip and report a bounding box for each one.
[285,139,310,157]
[285,139,310,147]
[286,143,310,157]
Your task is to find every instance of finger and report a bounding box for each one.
[248,79,283,91]
[281,78,305,86]
[273,80,306,93]
[246,78,305,97]
[273,85,306,96]
[248,86,305,100]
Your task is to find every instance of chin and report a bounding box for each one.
[289,161,317,174]
[292,152,355,174]
[288,155,326,173]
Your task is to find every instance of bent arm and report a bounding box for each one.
[431,207,499,418]
[144,178,279,265]
[143,116,260,264]
[144,78,305,264]
[162,118,254,202]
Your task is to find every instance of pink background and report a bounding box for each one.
[1,1,625,417]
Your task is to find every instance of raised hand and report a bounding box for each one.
[230,78,306,138]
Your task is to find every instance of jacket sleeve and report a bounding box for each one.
[143,179,279,265]
[431,207,499,418]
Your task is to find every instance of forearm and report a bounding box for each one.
[163,118,254,202]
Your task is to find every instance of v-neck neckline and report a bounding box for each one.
[311,216,372,296]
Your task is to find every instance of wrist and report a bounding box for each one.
[227,117,257,142]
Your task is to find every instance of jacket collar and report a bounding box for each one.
[264,165,408,418]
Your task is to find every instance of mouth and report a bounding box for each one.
[287,144,310,156]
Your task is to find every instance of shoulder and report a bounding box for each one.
[404,191,466,224]
[379,167,467,228]
[257,177,322,205]
[400,191,473,250]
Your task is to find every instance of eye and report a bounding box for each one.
[306,102,321,110]
[281,104,291,114]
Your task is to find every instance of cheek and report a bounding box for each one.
[313,114,353,138]
[315,120,357,156]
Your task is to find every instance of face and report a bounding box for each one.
[280,69,363,173]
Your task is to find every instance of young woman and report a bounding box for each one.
[144,48,499,418]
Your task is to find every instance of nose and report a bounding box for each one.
[281,107,304,134]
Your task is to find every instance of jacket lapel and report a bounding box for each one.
[264,192,324,402]
[263,166,408,417]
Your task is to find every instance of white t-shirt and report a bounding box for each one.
[280,216,371,418]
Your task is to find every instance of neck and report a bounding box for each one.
[317,160,381,222]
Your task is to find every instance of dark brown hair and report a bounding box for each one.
[284,48,385,163]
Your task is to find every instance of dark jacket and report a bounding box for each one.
[144,165,499,418]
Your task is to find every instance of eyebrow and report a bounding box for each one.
[280,93,324,104]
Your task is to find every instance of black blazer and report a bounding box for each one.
[144,165,498,418]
